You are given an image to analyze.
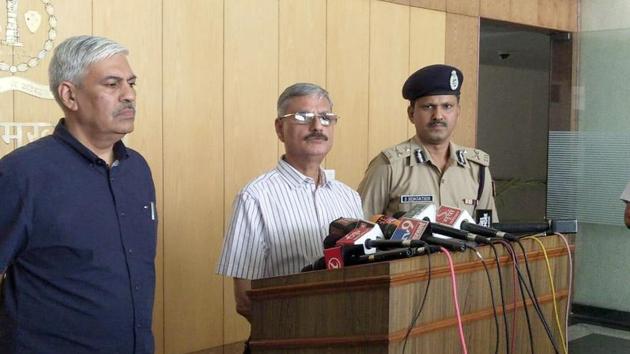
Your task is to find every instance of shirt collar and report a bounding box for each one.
[53,118,129,164]
[410,137,467,169]
[277,157,329,189]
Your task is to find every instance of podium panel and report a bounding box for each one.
[249,235,573,354]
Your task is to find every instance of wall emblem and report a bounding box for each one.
[0,0,57,99]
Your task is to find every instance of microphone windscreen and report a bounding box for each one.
[393,211,406,219]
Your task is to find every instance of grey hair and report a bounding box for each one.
[277,83,333,116]
[49,35,129,104]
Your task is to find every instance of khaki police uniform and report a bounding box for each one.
[358,136,498,220]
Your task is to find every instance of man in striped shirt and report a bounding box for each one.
[217,83,363,322]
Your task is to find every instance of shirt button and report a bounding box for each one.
[128,248,133,254]
[135,284,141,290]
[120,212,126,217]
[136,324,142,328]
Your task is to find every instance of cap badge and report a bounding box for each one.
[449,70,459,90]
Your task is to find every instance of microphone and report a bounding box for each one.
[364,239,427,249]
[422,234,467,252]
[397,204,483,247]
[335,221,384,255]
[461,220,517,241]
[390,218,430,241]
[402,203,437,222]
[301,257,326,272]
[369,214,400,239]
[492,219,578,235]
[324,221,384,270]
[324,218,373,248]
[427,220,493,244]
[436,206,515,242]
[392,204,469,250]
[393,211,406,219]
[358,244,441,263]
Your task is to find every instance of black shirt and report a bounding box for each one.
[0,119,157,354]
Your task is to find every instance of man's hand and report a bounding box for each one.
[234,278,252,322]
[625,202,630,229]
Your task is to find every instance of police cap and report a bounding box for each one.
[402,64,464,101]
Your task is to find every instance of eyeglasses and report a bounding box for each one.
[277,112,339,126]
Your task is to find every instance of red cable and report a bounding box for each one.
[440,247,468,354]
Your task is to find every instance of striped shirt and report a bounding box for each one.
[217,159,363,279]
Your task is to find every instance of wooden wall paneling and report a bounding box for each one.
[162,1,224,353]
[445,13,479,148]
[0,12,16,149]
[325,0,370,189]
[278,0,326,160]
[446,0,479,17]
[510,0,538,28]
[367,0,410,163]
[539,0,577,31]
[479,0,510,22]
[0,0,16,149]
[12,1,93,153]
[382,0,410,7]
[12,0,74,128]
[223,0,279,345]
[538,0,562,30]
[92,1,165,352]
[408,7,446,138]
[567,0,578,32]
[278,0,326,96]
[480,0,577,31]
[0,70,14,157]
[409,0,445,12]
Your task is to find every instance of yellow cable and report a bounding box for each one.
[523,236,568,354]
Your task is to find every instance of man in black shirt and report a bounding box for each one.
[0,35,157,354]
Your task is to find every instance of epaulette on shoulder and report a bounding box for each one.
[464,147,490,167]
[382,143,413,163]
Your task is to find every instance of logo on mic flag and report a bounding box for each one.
[324,246,344,270]
[390,218,428,241]
[437,206,462,226]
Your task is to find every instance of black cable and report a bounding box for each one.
[489,243,511,354]
[498,239,535,354]
[476,251,500,354]
[499,240,560,354]
[402,245,432,353]
[514,256,559,354]
[517,239,557,354]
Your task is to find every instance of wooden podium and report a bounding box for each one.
[249,235,573,354]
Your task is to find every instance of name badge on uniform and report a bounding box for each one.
[462,198,477,206]
[401,195,433,204]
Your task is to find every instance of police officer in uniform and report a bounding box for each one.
[358,64,498,221]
